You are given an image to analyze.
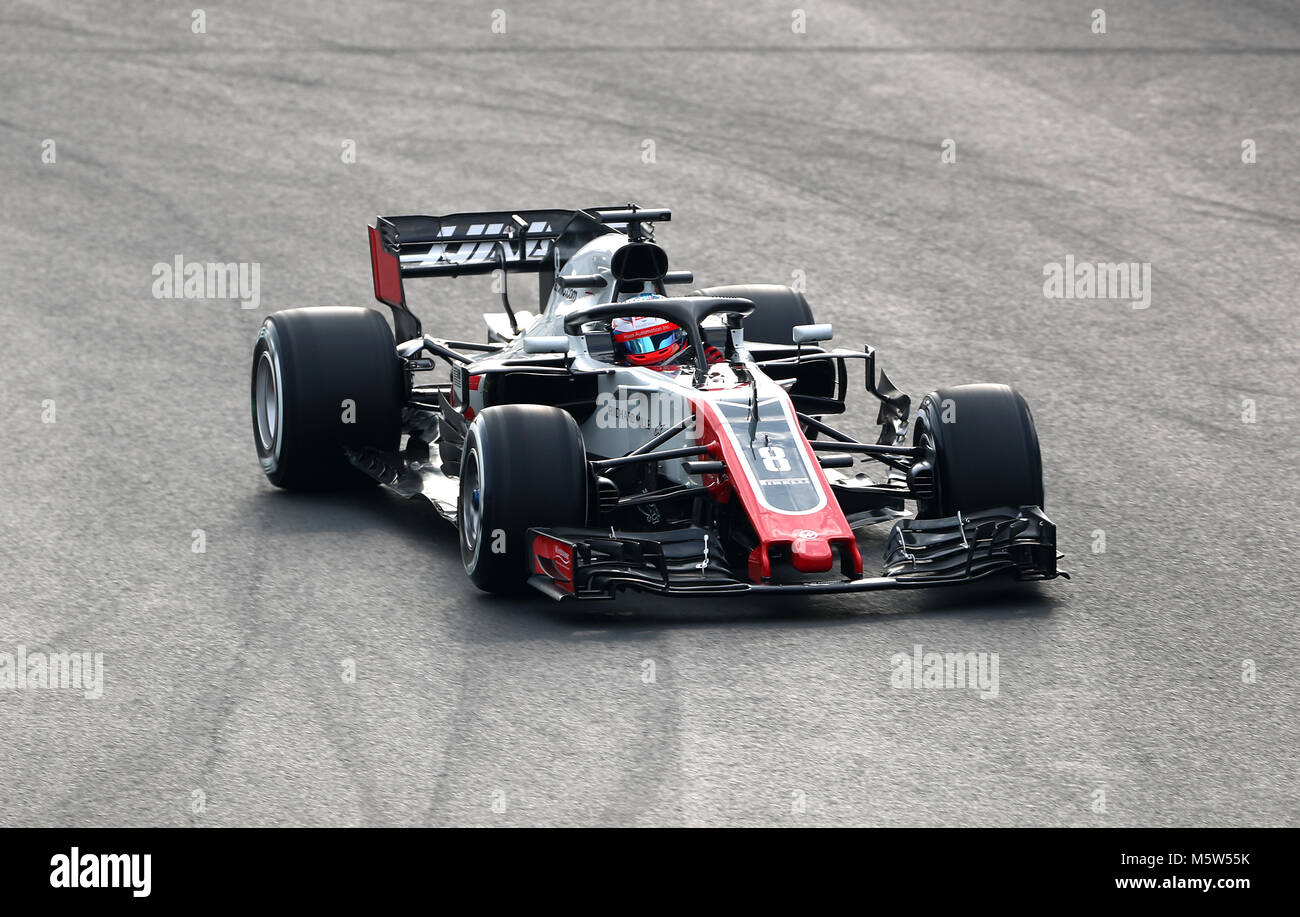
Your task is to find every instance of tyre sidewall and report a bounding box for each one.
[253,322,287,478]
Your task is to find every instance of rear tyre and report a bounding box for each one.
[459,405,588,593]
[910,384,1044,519]
[252,307,402,490]
[694,283,814,345]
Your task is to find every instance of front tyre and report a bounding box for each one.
[910,383,1044,519]
[252,306,402,490]
[459,405,588,593]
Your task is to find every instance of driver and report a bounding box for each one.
[611,296,725,368]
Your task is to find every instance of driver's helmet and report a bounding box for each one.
[611,297,688,366]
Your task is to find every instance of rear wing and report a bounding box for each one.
[368,206,671,340]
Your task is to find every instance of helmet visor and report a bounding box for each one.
[621,328,683,356]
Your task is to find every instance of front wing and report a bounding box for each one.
[528,506,1063,600]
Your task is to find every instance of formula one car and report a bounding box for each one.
[251,204,1062,599]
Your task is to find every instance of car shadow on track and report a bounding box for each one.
[253,486,1062,630]
[467,571,1063,631]
[255,484,460,547]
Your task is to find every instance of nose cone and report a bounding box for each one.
[790,536,834,573]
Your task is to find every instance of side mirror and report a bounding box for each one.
[522,335,570,355]
[792,323,833,344]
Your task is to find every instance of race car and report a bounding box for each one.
[250,204,1062,599]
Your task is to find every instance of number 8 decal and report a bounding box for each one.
[759,445,791,472]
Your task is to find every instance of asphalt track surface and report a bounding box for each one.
[1,1,1297,827]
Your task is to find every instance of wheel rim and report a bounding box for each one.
[254,350,278,452]
[460,448,483,556]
